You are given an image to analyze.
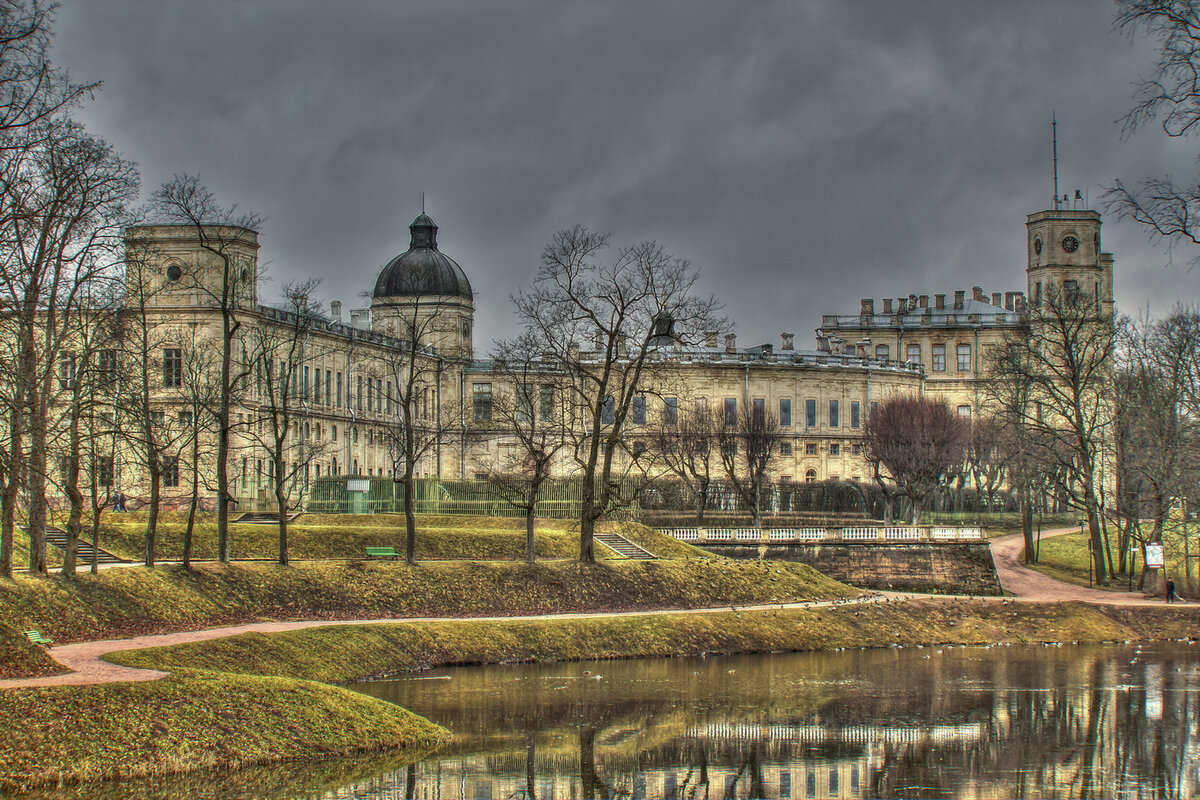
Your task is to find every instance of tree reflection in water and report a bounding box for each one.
[15,642,1200,799]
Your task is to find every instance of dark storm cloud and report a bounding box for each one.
[52,0,1192,348]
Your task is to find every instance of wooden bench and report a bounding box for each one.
[24,629,53,647]
[364,546,398,560]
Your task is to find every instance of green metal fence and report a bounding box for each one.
[307,476,642,519]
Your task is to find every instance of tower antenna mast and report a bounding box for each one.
[1052,113,1059,210]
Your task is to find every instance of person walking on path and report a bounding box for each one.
[1166,578,1177,603]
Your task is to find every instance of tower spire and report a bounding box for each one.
[1052,113,1059,210]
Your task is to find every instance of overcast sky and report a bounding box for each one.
[50,1,1200,350]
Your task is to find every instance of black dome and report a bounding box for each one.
[373,213,473,300]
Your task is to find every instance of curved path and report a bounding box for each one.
[0,595,875,691]
[989,526,1174,605]
[5,528,1189,691]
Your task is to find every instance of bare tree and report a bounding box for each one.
[375,269,467,565]
[513,226,722,562]
[863,395,969,525]
[244,281,327,565]
[989,288,1118,583]
[149,175,260,563]
[716,403,780,528]
[1107,2,1200,264]
[0,120,136,575]
[473,333,571,562]
[176,327,222,568]
[647,398,721,525]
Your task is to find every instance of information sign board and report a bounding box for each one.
[1145,544,1165,569]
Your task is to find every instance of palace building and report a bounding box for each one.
[92,199,1113,509]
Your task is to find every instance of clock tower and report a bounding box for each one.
[1026,208,1114,318]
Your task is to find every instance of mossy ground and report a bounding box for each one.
[107,598,1200,685]
[0,556,853,651]
[1031,530,1200,594]
[0,670,447,791]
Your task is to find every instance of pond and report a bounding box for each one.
[17,641,1200,799]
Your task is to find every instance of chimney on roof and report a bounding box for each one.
[1004,291,1020,311]
[857,338,871,357]
[919,294,929,309]
[860,299,875,315]
[330,300,342,321]
[816,332,831,352]
[704,330,718,348]
[934,293,945,311]
[954,290,965,310]
[725,333,737,353]
[897,298,908,314]
[781,332,795,350]
[973,286,985,302]
[991,291,1002,307]
[883,298,893,313]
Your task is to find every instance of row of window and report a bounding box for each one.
[875,342,974,373]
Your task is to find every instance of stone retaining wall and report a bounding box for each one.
[699,542,1002,595]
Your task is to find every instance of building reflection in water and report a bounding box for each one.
[327,642,1200,800]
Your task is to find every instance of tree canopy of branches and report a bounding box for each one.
[513,226,722,562]
[716,403,780,528]
[473,333,571,562]
[863,395,968,525]
[989,288,1117,583]
[647,398,720,525]
[1107,1,1200,262]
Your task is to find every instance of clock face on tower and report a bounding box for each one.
[1061,235,1079,253]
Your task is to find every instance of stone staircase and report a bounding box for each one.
[43,527,130,564]
[595,531,656,559]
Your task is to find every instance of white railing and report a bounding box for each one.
[659,525,988,543]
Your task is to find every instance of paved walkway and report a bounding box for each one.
[989,526,1176,605]
[5,527,1188,691]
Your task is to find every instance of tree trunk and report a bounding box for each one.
[1021,483,1035,565]
[183,425,200,569]
[27,406,48,574]
[275,453,289,566]
[696,478,708,525]
[579,471,596,563]
[525,483,537,564]
[145,465,161,567]
[403,475,417,564]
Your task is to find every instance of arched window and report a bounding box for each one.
[332,457,338,474]
[331,425,337,441]
[353,427,358,444]
[353,459,359,474]
[805,469,817,483]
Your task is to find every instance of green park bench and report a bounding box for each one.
[24,629,53,647]
[364,546,399,560]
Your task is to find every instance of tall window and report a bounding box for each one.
[386,381,392,414]
[805,399,816,428]
[779,398,792,427]
[517,383,533,421]
[875,344,889,361]
[58,352,76,390]
[752,398,765,427]
[96,457,113,487]
[336,372,342,408]
[163,456,179,488]
[850,400,860,429]
[99,349,117,389]
[957,343,971,372]
[828,400,839,428]
[663,396,678,426]
[931,344,946,372]
[366,377,373,412]
[1064,279,1079,305]
[356,375,363,412]
[312,368,319,405]
[303,366,309,401]
[906,344,921,366]
[326,370,332,407]
[473,383,492,422]
[724,397,737,427]
[163,348,182,388]
[632,395,646,425]
[602,395,615,425]
[539,384,554,422]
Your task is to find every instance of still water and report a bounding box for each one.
[17,641,1200,799]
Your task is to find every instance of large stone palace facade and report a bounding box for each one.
[94,200,1113,509]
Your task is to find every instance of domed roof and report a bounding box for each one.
[373,213,473,301]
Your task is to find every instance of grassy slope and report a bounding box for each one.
[0,624,68,680]
[107,598,1200,685]
[0,670,447,790]
[0,557,853,646]
[87,513,698,562]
